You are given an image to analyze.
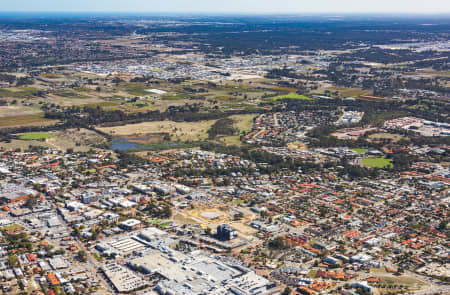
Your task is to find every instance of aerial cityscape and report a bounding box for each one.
[0,2,448,295]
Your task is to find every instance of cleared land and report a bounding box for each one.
[369,133,404,142]
[0,105,41,117]
[98,120,217,141]
[326,86,373,97]
[0,113,58,128]
[100,114,257,144]
[0,129,105,152]
[379,275,426,286]
[362,157,393,168]
[178,206,257,237]
[0,87,41,98]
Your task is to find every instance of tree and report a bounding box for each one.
[234,212,244,220]
[24,196,37,209]
[268,237,289,250]
[8,255,18,267]
[77,250,87,262]
[18,280,24,290]
[162,204,172,218]
[438,219,448,230]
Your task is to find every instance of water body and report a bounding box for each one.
[111,138,139,151]
[111,138,197,151]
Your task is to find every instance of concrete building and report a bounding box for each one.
[120,219,142,230]
[101,263,145,293]
[217,224,237,241]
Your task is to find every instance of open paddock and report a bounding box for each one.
[219,114,257,146]
[0,128,106,152]
[0,113,58,128]
[97,120,216,141]
[369,132,405,142]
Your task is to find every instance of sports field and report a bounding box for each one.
[18,132,53,140]
[270,92,313,101]
[351,148,367,154]
[362,157,393,168]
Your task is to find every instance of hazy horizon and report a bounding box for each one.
[2,0,450,14]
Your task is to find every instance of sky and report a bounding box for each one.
[2,0,449,14]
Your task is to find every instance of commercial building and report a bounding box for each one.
[217,224,237,241]
[0,183,38,203]
[120,219,142,230]
[101,263,146,293]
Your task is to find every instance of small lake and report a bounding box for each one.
[111,138,198,151]
[111,138,139,151]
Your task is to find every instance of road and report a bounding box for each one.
[54,211,114,293]
[3,203,114,294]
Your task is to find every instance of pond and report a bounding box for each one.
[111,138,200,151]
[111,138,139,151]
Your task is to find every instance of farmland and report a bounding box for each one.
[0,113,58,128]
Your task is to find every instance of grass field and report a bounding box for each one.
[269,92,313,101]
[362,157,393,168]
[98,120,217,141]
[326,86,373,97]
[0,87,40,98]
[0,114,57,128]
[121,82,152,96]
[351,148,367,154]
[79,101,119,108]
[0,128,106,152]
[40,73,62,79]
[18,132,53,140]
[220,114,257,146]
[52,89,90,99]
[369,133,404,142]
[1,224,23,232]
[161,94,189,100]
[0,105,42,117]
[379,275,427,286]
